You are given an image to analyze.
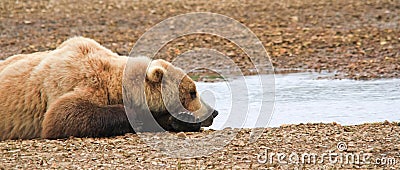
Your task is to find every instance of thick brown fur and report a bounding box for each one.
[0,37,216,140]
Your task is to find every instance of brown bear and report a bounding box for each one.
[0,37,218,140]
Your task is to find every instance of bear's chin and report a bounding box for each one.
[200,109,219,127]
[154,109,218,132]
[170,109,218,130]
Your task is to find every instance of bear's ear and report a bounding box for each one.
[146,66,165,83]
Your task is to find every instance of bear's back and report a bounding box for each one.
[0,37,126,140]
[0,51,51,139]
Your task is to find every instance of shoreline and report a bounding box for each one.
[1,121,399,169]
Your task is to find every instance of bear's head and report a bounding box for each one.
[122,56,218,130]
[143,58,218,127]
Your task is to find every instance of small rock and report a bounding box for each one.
[23,20,32,24]
[290,16,299,22]
[280,124,292,128]
[383,120,390,125]
[223,127,232,130]
[176,132,186,139]
[344,127,352,132]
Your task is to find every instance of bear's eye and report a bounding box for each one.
[189,91,197,99]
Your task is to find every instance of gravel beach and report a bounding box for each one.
[1,0,399,169]
[1,122,400,169]
[1,0,399,79]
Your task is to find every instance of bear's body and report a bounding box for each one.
[0,37,217,140]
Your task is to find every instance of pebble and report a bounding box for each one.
[176,132,186,139]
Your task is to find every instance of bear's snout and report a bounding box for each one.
[200,109,218,127]
[212,110,218,118]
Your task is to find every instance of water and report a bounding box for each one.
[197,72,400,129]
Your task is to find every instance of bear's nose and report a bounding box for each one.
[212,110,218,118]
